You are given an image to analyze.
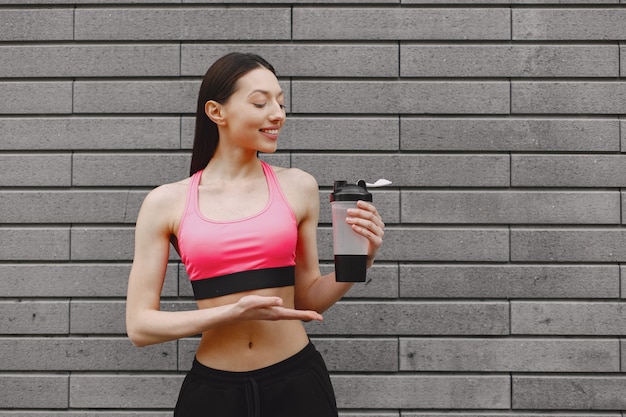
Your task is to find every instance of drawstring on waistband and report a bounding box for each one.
[245,377,260,417]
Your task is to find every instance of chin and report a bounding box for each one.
[258,144,278,154]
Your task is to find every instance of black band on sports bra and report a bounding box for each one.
[192,266,296,300]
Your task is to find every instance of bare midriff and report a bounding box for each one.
[194,286,310,372]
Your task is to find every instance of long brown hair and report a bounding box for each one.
[189,52,276,176]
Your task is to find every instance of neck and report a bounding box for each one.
[203,149,262,182]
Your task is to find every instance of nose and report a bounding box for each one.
[269,101,286,122]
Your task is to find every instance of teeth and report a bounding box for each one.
[262,129,279,134]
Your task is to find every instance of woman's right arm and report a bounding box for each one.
[126,186,321,347]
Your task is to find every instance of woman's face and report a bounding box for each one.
[216,67,286,154]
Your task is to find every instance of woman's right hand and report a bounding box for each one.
[232,295,323,322]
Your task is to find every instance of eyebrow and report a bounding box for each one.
[248,89,284,98]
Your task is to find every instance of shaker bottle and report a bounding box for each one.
[330,180,373,282]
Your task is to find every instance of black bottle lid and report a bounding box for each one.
[330,180,373,202]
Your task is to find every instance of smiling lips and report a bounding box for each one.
[259,127,280,137]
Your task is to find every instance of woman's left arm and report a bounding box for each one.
[293,174,385,314]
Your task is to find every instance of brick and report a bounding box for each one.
[513,9,626,40]
[400,265,619,299]
[0,413,172,417]
[402,191,620,224]
[293,8,510,40]
[70,301,127,335]
[0,117,180,151]
[339,413,398,417]
[75,8,290,40]
[292,81,509,114]
[403,414,619,417]
[0,375,68,408]
[0,227,69,261]
[0,301,69,334]
[70,227,135,261]
[400,338,619,372]
[0,45,179,78]
[0,8,73,41]
[74,80,199,114]
[0,190,146,224]
[512,301,626,335]
[513,375,626,409]
[279,117,399,151]
[512,155,626,187]
[0,154,71,186]
[512,82,626,114]
[401,118,620,152]
[622,266,626,299]
[292,154,510,187]
[72,153,189,186]
[334,264,399,299]
[0,263,178,298]
[622,45,626,77]
[410,0,619,3]
[315,338,398,372]
[0,337,176,371]
[332,375,510,408]
[181,116,198,149]
[0,82,72,114]
[182,44,398,77]
[511,228,626,262]
[401,45,617,77]
[70,375,183,408]
[305,301,509,335]
[332,227,509,262]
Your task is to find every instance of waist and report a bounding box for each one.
[195,317,310,372]
[190,341,318,384]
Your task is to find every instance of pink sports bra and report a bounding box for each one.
[177,161,298,300]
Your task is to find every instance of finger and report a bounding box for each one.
[238,295,283,311]
[352,224,384,247]
[350,202,384,227]
[347,217,385,238]
[271,307,323,322]
[356,200,382,219]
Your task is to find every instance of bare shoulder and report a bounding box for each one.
[272,166,319,197]
[137,178,190,231]
[270,165,319,220]
[143,178,189,209]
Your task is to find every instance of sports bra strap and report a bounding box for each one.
[187,169,203,215]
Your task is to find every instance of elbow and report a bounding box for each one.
[127,332,148,348]
[126,321,153,348]
[127,328,148,348]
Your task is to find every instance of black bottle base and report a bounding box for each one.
[334,255,367,282]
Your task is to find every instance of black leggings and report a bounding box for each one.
[174,342,338,417]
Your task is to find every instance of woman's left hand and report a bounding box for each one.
[346,200,385,268]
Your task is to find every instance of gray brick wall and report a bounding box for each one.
[0,0,624,415]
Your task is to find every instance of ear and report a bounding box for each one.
[205,100,226,126]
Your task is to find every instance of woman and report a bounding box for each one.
[126,52,385,416]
